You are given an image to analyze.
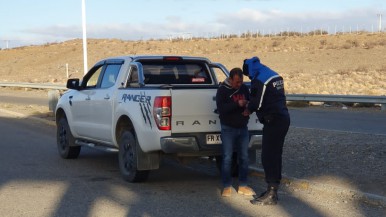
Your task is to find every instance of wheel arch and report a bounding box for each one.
[115,114,160,171]
[55,108,66,123]
[115,115,135,144]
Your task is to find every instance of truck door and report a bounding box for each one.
[86,62,122,142]
[69,64,103,138]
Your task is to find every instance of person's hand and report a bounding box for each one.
[238,99,248,107]
[242,108,250,116]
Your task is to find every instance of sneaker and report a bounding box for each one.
[221,187,232,197]
[237,186,255,196]
[250,187,278,205]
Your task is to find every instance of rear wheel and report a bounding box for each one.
[215,153,239,177]
[118,130,149,182]
[57,117,81,159]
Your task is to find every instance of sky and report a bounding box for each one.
[0,0,385,48]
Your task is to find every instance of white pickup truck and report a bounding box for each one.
[55,55,262,182]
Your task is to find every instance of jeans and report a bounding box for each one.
[220,124,249,188]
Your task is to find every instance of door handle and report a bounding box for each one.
[104,95,110,100]
[85,96,91,100]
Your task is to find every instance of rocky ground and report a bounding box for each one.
[280,127,386,197]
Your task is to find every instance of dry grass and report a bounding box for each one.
[1,33,385,96]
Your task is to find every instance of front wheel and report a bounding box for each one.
[56,117,81,159]
[118,130,149,182]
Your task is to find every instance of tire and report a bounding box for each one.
[57,117,81,159]
[215,153,239,177]
[118,130,149,182]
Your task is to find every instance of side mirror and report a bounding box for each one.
[66,78,81,90]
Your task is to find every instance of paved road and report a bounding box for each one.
[289,107,386,135]
[0,94,48,106]
[1,111,384,217]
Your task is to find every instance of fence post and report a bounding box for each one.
[66,63,69,78]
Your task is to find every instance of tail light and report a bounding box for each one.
[163,56,182,61]
[153,96,172,130]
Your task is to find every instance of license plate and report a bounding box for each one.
[206,134,222,145]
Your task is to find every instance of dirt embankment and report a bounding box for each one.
[1,33,385,95]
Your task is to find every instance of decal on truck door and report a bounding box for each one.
[121,92,152,128]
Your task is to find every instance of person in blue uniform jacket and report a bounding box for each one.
[243,56,290,205]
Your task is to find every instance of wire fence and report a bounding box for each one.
[164,25,385,41]
[1,25,385,49]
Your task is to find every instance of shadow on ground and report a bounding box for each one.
[0,113,385,217]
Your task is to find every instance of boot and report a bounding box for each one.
[250,186,278,205]
[237,186,255,196]
[221,187,232,197]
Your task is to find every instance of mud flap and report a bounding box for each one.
[136,143,160,170]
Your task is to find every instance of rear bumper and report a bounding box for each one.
[249,135,262,149]
[160,131,262,154]
[160,137,200,153]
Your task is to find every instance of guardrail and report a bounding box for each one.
[0,82,67,90]
[1,82,385,111]
[287,94,386,111]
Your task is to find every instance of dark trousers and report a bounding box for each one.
[261,114,290,187]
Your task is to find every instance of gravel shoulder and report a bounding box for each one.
[281,127,386,197]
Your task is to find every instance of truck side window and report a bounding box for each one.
[127,67,139,86]
[211,67,227,84]
[100,64,121,88]
[85,66,103,88]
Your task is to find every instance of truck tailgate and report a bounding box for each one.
[171,89,261,134]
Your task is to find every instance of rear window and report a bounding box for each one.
[139,61,212,84]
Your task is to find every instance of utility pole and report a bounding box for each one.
[377,14,382,32]
[82,0,88,75]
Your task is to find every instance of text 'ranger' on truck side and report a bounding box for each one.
[55,55,262,182]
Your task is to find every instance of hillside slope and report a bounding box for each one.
[1,33,385,95]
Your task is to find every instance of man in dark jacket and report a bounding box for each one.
[243,57,290,205]
[216,68,255,197]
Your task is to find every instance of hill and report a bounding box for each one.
[1,33,385,95]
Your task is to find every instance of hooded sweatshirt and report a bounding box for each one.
[243,57,289,120]
[216,78,250,128]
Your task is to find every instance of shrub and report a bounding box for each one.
[280,31,303,37]
[363,42,376,49]
[272,41,281,47]
[346,40,359,47]
[307,30,328,36]
[337,69,350,75]
[378,39,386,46]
